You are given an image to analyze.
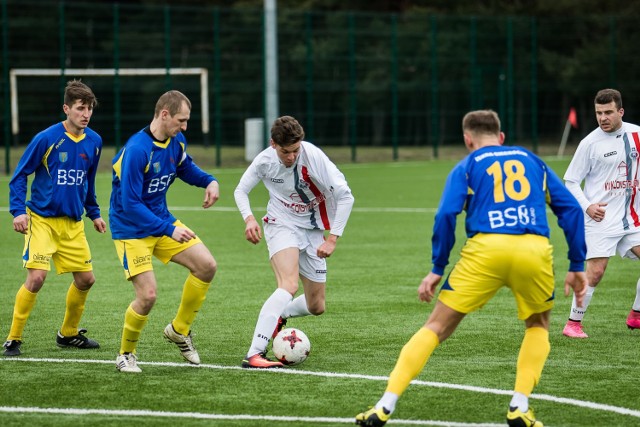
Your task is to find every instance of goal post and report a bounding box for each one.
[9,67,209,143]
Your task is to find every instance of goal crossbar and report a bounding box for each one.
[10,67,209,135]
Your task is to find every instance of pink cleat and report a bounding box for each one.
[626,310,640,330]
[563,320,588,338]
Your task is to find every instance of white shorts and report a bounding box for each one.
[585,227,640,259]
[264,221,327,283]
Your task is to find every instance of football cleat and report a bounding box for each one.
[507,406,543,427]
[355,406,391,427]
[626,310,640,330]
[163,323,200,365]
[562,320,588,338]
[241,352,284,369]
[272,316,287,339]
[56,328,100,349]
[3,340,22,357]
[116,352,142,373]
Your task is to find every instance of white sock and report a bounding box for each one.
[375,392,398,414]
[281,294,312,318]
[247,288,292,357]
[569,285,596,321]
[633,278,640,312]
[510,392,528,412]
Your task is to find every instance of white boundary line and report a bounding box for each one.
[2,357,640,421]
[0,206,437,214]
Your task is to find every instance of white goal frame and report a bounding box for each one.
[10,67,209,138]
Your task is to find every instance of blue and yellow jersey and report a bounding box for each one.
[109,127,216,239]
[9,122,102,221]
[431,145,586,275]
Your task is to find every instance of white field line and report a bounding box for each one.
[0,405,505,427]
[2,357,640,420]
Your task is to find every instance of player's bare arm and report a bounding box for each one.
[317,234,338,258]
[418,272,442,303]
[12,214,29,234]
[93,217,107,233]
[171,226,196,243]
[244,215,262,244]
[202,180,220,209]
[564,271,588,308]
[586,202,607,222]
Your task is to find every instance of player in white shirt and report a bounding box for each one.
[234,115,355,368]
[563,88,640,338]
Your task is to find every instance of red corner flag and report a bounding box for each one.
[568,107,578,129]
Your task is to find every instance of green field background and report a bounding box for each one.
[0,158,638,426]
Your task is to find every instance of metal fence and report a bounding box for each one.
[2,1,639,171]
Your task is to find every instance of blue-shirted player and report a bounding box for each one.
[110,90,219,373]
[356,110,588,427]
[4,80,106,357]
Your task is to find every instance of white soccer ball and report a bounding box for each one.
[272,327,311,366]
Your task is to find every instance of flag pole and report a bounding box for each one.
[557,118,572,158]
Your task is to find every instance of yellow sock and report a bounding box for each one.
[120,304,148,355]
[172,274,210,335]
[7,285,38,341]
[60,283,89,337]
[514,327,550,395]
[386,327,440,396]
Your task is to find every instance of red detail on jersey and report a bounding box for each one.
[79,153,88,161]
[301,166,330,229]
[630,132,640,227]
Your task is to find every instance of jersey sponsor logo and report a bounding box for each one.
[280,192,327,214]
[487,205,536,229]
[57,169,86,185]
[271,178,284,183]
[59,152,68,162]
[604,151,617,157]
[604,179,639,190]
[148,172,175,194]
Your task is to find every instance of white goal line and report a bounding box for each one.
[9,67,209,136]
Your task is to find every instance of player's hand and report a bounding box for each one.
[586,202,607,222]
[171,226,196,243]
[317,235,338,258]
[244,216,262,244]
[13,214,29,234]
[564,271,587,308]
[203,181,220,209]
[93,217,107,233]
[418,272,442,303]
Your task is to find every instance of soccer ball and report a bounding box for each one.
[272,327,311,366]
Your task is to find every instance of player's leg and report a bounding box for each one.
[242,247,298,368]
[356,302,465,425]
[563,257,607,338]
[54,217,100,348]
[627,244,640,330]
[3,269,47,356]
[4,211,54,356]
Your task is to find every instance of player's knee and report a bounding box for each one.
[308,301,325,316]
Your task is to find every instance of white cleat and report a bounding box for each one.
[116,353,142,373]
[163,323,200,365]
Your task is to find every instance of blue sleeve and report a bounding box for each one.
[176,153,216,188]
[9,134,48,217]
[545,164,586,272]
[84,143,102,220]
[120,145,175,237]
[431,162,468,275]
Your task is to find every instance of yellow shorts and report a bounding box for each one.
[113,220,202,280]
[22,209,93,274]
[438,233,555,320]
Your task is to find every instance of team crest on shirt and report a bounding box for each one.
[297,180,309,189]
[153,162,161,173]
[59,152,68,162]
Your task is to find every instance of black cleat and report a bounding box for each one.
[3,340,22,357]
[56,328,100,349]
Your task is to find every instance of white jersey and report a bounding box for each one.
[234,141,354,235]
[564,121,640,234]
